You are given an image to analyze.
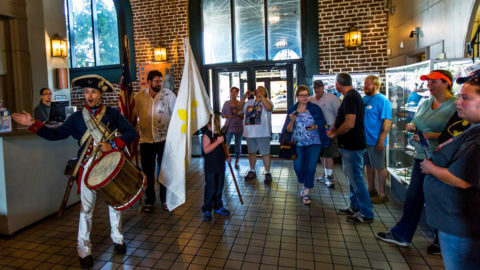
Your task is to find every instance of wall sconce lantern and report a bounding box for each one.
[154,47,167,62]
[51,34,67,57]
[344,25,362,48]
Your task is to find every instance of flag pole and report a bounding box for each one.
[201,36,242,204]
[124,35,137,164]
[213,114,244,205]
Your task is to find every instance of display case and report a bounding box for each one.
[386,58,474,186]
[313,73,379,97]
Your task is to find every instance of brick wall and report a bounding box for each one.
[72,0,389,107]
[318,0,388,78]
[72,0,188,109]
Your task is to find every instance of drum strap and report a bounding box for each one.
[80,105,108,145]
[72,136,93,179]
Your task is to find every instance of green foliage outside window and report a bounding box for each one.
[66,0,120,68]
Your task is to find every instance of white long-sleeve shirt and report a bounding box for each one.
[134,88,176,143]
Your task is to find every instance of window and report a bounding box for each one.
[234,0,266,62]
[267,0,301,60]
[202,0,232,64]
[202,0,301,64]
[66,0,120,68]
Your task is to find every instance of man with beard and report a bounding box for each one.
[362,75,392,203]
[135,70,176,212]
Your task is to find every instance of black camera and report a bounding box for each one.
[248,90,255,100]
[249,116,255,124]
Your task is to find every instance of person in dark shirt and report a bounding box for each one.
[420,72,480,269]
[34,87,52,122]
[201,115,231,221]
[327,73,373,224]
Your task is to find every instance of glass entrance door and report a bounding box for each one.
[208,64,296,149]
[217,70,248,111]
[254,65,294,143]
[211,69,249,126]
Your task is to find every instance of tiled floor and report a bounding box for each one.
[0,158,444,269]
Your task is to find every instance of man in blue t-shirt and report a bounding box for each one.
[362,75,392,204]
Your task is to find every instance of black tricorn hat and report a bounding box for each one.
[71,74,114,92]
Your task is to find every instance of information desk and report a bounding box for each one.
[0,130,79,235]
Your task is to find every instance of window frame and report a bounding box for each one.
[201,0,303,66]
[66,0,136,83]
[66,0,121,68]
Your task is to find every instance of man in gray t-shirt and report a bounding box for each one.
[309,80,340,187]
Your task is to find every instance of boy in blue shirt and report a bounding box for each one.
[363,75,392,203]
[202,116,231,221]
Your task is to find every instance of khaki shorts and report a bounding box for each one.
[246,137,271,155]
[320,137,339,158]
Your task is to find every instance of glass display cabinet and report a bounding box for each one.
[386,58,474,186]
[312,73,379,97]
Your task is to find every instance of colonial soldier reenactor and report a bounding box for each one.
[12,75,138,268]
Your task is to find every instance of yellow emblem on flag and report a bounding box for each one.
[178,100,198,134]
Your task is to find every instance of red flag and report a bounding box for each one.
[118,48,138,158]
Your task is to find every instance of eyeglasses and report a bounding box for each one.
[42,93,52,96]
[297,94,309,97]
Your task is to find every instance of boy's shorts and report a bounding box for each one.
[246,137,270,155]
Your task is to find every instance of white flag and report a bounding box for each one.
[159,38,212,211]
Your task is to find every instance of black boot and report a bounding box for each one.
[114,243,126,255]
[79,255,93,268]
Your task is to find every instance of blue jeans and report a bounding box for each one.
[390,159,425,243]
[225,132,242,159]
[202,172,225,212]
[339,148,373,219]
[293,144,322,189]
[438,231,480,270]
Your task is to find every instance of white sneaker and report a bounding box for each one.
[325,175,335,188]
[316,176,326,183]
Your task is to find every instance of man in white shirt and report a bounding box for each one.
[309,80,340,188]
[237,86,274,183]
[135,70,176,212]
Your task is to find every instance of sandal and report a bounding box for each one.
[303,195,312,205]
[143,204,153,213]
[162,203,169,212]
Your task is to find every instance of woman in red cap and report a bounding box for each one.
[377,70,458,254]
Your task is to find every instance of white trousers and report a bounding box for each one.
[77,157,124,258]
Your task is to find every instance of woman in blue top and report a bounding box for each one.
[281,85,330,205]
[377,70,457,254]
